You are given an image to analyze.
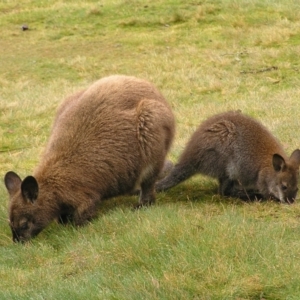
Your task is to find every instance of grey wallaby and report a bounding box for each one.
[4,75,175,242]
[156,110,300,203]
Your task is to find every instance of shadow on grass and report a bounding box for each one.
[97,178,276,216]
[28,179,280,246]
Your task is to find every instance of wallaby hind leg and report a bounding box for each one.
[156,163,197,192]
[136,176,156,209]
[158,160,174,180]
[218,177,236,196]
[130,160,174,196]
[219,178,263,201]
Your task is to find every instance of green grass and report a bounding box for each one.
[1,0,300,298]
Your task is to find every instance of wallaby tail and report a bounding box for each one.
[155,163,196,192]
[157,160,174,180]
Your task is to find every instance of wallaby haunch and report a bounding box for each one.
[4,75,175,242]
[156,110,300,203]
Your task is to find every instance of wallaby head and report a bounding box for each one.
[4,75,175,242]
[267,150,300,203]
[156,110,300,204]
[4,172,54,243]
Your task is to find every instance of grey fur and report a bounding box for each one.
[156,110,300,203]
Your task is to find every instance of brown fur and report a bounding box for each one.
[156,110,300,203]
[4,75,175,242]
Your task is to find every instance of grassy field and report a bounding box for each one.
[1,0,300,298]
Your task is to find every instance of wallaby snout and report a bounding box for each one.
[269,150,300,204]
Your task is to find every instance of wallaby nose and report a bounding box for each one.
[286,198,295,204]
[285,193,296,204]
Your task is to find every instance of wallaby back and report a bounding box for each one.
[4,75,175,242]
[156,110,300,203]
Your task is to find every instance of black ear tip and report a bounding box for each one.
[272,153,285,172]
[23,175,38,183]
[21,176,39,203]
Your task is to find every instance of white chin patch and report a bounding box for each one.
[276,186,285,203]
[269,186,284,203]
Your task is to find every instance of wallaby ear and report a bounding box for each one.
[4,171,22,196]
[21,176,39,203]
[290,149,300,168]
[272,154,286,172]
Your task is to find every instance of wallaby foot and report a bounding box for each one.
[231,186,264,201]
[134,193,155,209]
[137,188,155,207]
[219,179,264,201]
[218,177,236,196]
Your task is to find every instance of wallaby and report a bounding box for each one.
[156,110,300,203]
[4,75,175,242]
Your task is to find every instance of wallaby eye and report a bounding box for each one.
[20,223,28,230]
[19,221,29,230]
[281,185,288,191]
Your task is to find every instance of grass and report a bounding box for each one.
[1,0,300,298]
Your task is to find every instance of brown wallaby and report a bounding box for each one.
[4,75,175,242]
[156,110,300,203]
